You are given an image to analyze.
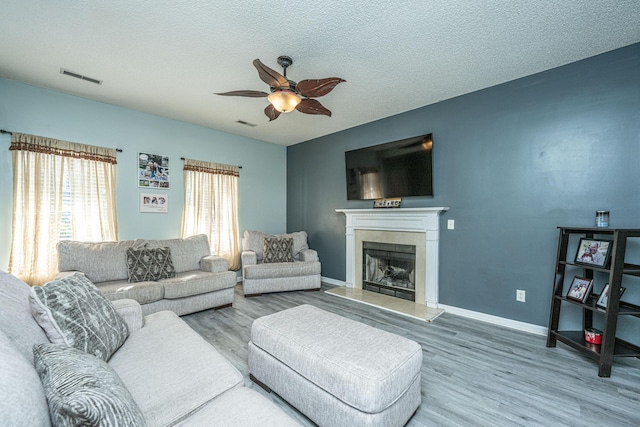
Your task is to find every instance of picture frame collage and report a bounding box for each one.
[138,152,169,213]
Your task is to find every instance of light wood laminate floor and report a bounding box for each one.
[183,284,640,427]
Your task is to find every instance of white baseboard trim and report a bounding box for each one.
[321,276,344,287]
[320,279,547,336]
[435,304,547,336]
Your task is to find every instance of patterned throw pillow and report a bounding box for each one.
[29,272,129,362]
[34,344,147,427]
[263,237,294,263]
[125,247,176,283]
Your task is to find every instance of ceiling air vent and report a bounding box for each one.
[60,68,103,85]
[236,120,257,127]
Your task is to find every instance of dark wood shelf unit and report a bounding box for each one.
[551,330,640,358]
[553,295,640,317]
[546,227,640,377]
[558,260,640,276]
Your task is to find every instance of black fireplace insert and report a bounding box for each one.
[362,241,416,301]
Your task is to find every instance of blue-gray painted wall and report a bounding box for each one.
[287,43,640,329]
[0,78,288,272]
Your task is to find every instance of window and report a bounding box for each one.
[181,159,240,270]
[9,133,118,285]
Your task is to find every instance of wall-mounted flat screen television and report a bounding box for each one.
[345,134,433,200]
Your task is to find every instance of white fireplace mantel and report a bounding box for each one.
[336,207,449,307]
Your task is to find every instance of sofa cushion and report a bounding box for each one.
[34,344,146,427]
[243,230,310,262]
[288,231,311,260]
[0,330,51,427]
[162,270,236,299]
[145,234,210,273]
[98,279,165,305]
[263,237,294,263]
[244,261,321,280]
[109,310,243,427]
[125,247,176,283]
[243,230,269,261]
[57,239,146,283]
[0,271,50,361]
[30,273,129,362]
[175,387,302,427]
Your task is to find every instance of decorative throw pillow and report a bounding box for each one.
[34,344,147,427]
[125,246,176,283]
[263,237,294,263]
[29,272,129,362]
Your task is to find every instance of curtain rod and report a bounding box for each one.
[180,157,242,169]
[0,129,123,152]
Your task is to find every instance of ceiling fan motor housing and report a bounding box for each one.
[277,56,293,69]
[271,80,298,94]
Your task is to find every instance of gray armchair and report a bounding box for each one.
[241,230,321,296]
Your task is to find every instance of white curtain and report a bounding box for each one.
[181,159,240,270]
[9,133,118,285]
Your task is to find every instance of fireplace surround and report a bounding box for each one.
[336,207,448,308]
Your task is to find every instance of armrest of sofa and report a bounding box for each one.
[200,255,229,273]
[298,248,319,262]
[242,250,257,266]
[54,270,78,280]
[111,299,145,332]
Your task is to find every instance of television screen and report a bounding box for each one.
[345,134,433,200]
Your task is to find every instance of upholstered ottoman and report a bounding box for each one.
[248,304,422,427]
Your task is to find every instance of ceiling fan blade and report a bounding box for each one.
[296,99,331,117]
[264,104,281,121]
[253,59,289,90]
[215,90,269,98]
[297,78,346,98]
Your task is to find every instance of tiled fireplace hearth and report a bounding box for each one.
[332,207,448,320]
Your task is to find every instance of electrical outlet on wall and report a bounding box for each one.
[516,289,526,302]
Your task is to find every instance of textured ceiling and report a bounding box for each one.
[1,1,639,146]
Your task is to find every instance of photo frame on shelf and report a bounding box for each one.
[574,238,612,268]
[596,283,626,309]
[566,276,593,303]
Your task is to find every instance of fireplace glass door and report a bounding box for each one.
[362,241,416,301]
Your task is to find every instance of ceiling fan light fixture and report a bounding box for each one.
[267,89,301,113]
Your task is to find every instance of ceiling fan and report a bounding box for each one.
[215,56,345,121]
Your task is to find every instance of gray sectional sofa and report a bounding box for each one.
[241,230,321,296]
[0,270,300,426]
[57,234,237,316]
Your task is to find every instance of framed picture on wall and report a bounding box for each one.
[138,152,170,188]
[566,276,593,303]
[140,193,168,213]
[574,238,612,268]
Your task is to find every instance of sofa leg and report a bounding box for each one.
[304,288,321,292]
[213,303,232,310]
[250,374,271,393]
[244,293,263,298]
